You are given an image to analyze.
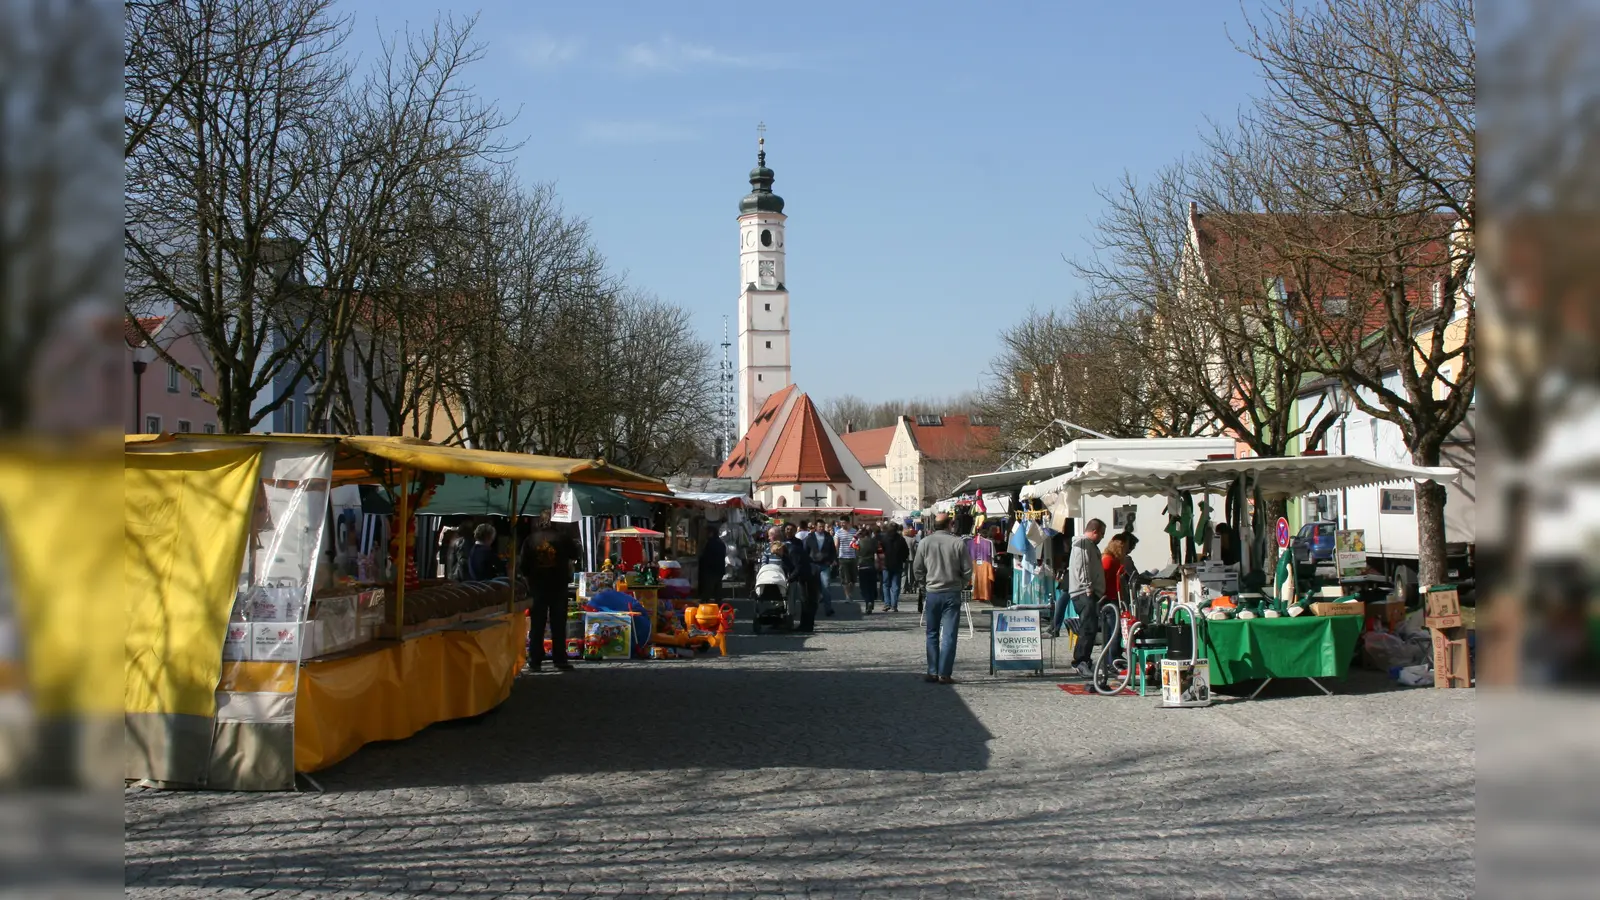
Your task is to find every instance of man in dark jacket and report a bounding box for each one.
[697,525,727,602]
[785,522,818,632]
[804,521,838,617]
[520,520,578,672]
[881,523,911,612]
[856,524,880,612]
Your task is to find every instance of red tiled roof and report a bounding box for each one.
[904,415,999,462]
[840,425,895,469]
[125,315,165,348]
[717,385,798,478]
[757,394,851,485]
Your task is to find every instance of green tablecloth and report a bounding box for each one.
[1202,616,1362,685]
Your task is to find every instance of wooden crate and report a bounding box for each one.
[1310,600,1365,617]
[1431,625,1472,688]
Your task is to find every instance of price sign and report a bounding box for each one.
[1276,517,1291,549]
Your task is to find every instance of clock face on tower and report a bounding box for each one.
[758,260,775,281]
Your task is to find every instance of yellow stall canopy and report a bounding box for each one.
[128,433,671,492]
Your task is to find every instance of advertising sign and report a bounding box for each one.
[1335,529,1368,580]
[991,609,1042,673]
[250,622,302,662]
[1380,489,1415,514]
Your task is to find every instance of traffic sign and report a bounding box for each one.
[1276,517,1291,549]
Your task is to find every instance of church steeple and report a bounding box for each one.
[740,127,785,215]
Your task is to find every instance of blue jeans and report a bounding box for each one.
[882,571,903,609]
[924,590,961,677]
[817,566,834,612]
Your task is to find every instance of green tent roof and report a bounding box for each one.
[360,476,653,518]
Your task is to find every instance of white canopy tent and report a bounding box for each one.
[1023,455,1458,513]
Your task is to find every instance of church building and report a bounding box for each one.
[717,134,897,514]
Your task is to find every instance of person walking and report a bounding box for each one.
[521,520,578,672]
[914,513,973,684]
[697,524,727,603]
[856,524,880,613]
[784,522,818,632]
[1065,518,1108,677]
[805,520,838,616]
[836,520,858,594]
[881,523,911,611]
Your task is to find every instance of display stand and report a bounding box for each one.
[986,605,1047,676]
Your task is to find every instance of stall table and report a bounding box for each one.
[1202,616,1362,699]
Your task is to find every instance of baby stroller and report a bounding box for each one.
[751,559,794,634]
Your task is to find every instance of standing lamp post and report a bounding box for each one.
[132,359,147,432]
[1331,385,1354,531]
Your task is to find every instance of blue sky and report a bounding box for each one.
[338,0,1265,402]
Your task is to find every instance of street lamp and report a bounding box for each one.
[131,344,153,432]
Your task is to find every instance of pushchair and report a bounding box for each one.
[750,561,795,634]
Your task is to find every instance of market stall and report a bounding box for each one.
[1021,455,1459,693]
[124,433,667,789]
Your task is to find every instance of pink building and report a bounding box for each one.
[125,311,220,434]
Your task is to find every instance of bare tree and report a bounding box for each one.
[816,393,980,434]
[1231,0,1476,584]
[124,0,351,432]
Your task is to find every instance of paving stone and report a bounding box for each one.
[127,595,1474,898]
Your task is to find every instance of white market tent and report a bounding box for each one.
[1022,455,1460,515]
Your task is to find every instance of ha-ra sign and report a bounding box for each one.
[990,608,1043,674]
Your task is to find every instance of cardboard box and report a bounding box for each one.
[1311,600,1365,617]
[1365,599,1405,632]
[1431,626,1471,688]
[1424,587,1462,629]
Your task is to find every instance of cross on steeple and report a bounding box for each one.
[757,121,766,165]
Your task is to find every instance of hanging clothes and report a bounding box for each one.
[969,536,995,603]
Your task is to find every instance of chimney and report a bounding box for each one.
[847,422,855,433]
[1189,200,1198,218]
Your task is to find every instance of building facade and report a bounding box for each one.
[125,310,220,435]
[841,415,1001,512]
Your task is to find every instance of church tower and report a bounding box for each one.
[736,127,791,438]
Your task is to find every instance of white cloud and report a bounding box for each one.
[578,120,700,145]
[621,36,762,72]
[517,33,584,68]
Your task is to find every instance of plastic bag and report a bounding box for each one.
[1362,631,1425,670]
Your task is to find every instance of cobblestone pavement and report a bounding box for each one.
[126,595,1475,898]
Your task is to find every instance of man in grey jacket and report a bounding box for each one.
[913,513,974,684]
[1067,518,1107,676]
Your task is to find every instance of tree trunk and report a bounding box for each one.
[1410,438,1449,586]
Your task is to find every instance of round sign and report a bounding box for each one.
[1276,517,1291,549]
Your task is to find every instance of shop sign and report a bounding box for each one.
[1380,489,1415,514]
[991,609,1042,671]
[551,487,577,523]
[251,622,302,662]
[1335,529,1368,579]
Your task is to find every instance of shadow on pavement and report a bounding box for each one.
[312,663,995,790]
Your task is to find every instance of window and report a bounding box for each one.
[757,374,763,382]
[914,414,943,426]
[1431,281,1444,309]
[203,423,216,434]
[765,341,772,349]
[764,303,770,311]
[190,366,202,396]
[176,419,191,433]
[166,364,180,392]
[144,415,161,434]
[760,229,772,247]
[1316,524,1335,538]
[969,415,986,426]
[282,399,296,432]
[859,490,868,502]
[1323,296,1349,317]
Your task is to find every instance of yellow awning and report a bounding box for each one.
[127,433,670,492]
[338,436,668,491]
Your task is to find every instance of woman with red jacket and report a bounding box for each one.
[1101,532,1139,602]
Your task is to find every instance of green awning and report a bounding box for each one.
[359,476,641,518]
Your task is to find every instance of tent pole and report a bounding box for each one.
[393,466,411,637]
[508,480,520,615]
